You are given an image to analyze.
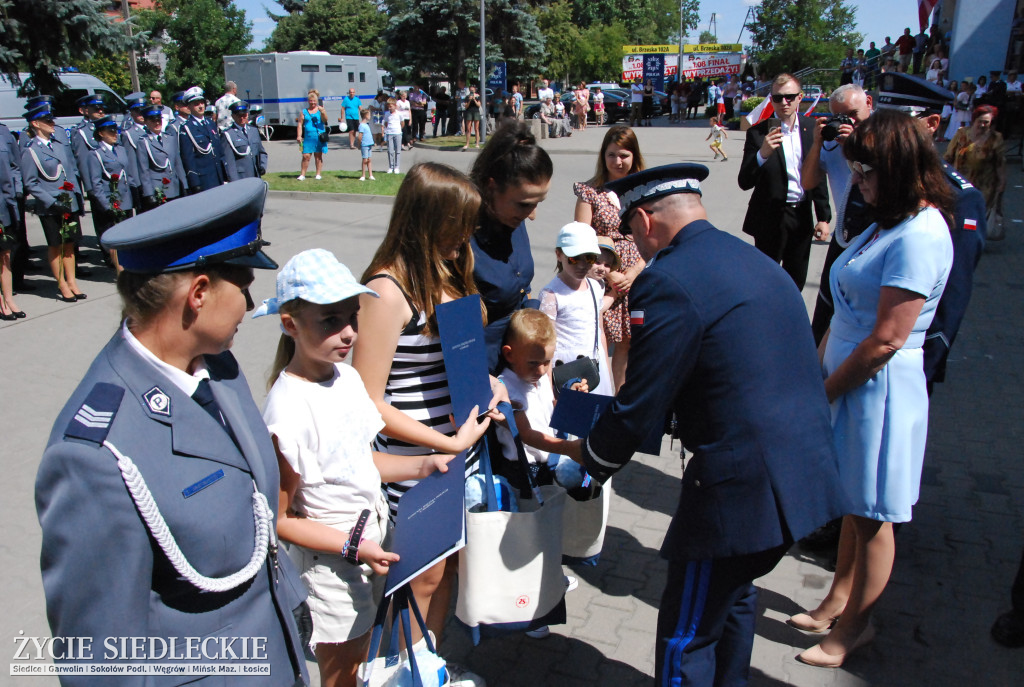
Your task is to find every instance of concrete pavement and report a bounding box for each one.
[2,118,1022,685]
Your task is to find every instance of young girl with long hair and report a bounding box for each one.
[353,162,505,687]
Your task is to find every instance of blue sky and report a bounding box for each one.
[234,0,922,54]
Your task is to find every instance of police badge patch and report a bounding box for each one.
[143,386,172,416]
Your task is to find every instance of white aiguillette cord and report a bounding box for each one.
[103,439,276,593]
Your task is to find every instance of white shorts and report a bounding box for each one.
[286,495,391,648]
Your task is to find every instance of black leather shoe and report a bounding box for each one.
[13,311,26,318]
[0,312,14,321]
[72,292,87,300]
[56,294,78,303]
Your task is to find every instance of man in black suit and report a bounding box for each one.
[738,73,831,290]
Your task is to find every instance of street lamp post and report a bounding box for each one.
[479,0,487,144]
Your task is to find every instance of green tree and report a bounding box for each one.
[158,0,252,95]
[265,0,385,56]
[572,0,683,45]
[0,0,144,94]
[382,0,544,85]
[747,0,861,81]
[698,30,717,45]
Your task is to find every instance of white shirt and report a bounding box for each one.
[215,93,240,131]
[756,117,805,204]
[538,86,554,102]
[497,368,556,465]
[121,322,207,396]
[539,276,614,397]
[630,83,644,103]
[263,364,385,523]
[1007,79,1022,93]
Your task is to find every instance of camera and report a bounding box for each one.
[821,113,855,142]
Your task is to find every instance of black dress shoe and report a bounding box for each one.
[56,294,78,303]
[72,292,87,300]
[13,311,26,318]
[0,312,15,321]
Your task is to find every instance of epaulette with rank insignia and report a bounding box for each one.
[943,163,974,190]
[64,383,124,445]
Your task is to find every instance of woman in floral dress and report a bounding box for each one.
[573,124,646,391]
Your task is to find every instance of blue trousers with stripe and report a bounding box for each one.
[655,545,787,687]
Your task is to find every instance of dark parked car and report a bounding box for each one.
[605,88,668,117]
[525,90,630,124]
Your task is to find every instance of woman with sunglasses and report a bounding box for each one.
[20,103,86,303]
[788,110,955,668]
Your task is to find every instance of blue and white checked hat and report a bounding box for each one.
[252,249,378,318]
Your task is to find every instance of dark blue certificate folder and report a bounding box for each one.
[435,295,492,423]
[549,389,662,455]
[385,452,467,596]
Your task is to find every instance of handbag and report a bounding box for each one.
[358,586,449,687]
[315,112,330,144]
[561,478,611,565]
[987,204,1005,241]
[456,402,567,638]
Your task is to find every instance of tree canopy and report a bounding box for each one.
[156,0,253,96]
[265,0,385,56]
[0,0,144,95]
[747,0,861,81]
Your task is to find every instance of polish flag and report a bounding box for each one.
[629,310,645,326]
[963,218,978,231]
[919,0,939,31]
[746,96,774,127]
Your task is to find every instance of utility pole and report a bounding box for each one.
[121,0,141,93]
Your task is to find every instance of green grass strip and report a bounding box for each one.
[264,170,405,196]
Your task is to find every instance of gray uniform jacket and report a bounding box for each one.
[0,140,16,228]
[221,123,267,181]
[85,144,134,213]
[0,123,23,197]
[119,123,148,191]
[138,130,185,201]
[36,330,309,685]
[20,138,81,215]
[71,121,100,193]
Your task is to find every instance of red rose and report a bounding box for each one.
[60,182,74,191]
[110,173,120,182]
[113,201,121,210]
[161,177,171,185]
[63,213,71,221]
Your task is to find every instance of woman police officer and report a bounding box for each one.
[35,178,310,685]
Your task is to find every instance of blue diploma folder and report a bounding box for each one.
[385,452,467,596]
[435,295,492,423]
[549,389,662,455]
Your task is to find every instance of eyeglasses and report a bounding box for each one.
[770,92,801,103]
[847,160,875,177]
[566,254,597,265]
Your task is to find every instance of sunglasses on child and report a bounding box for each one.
[566,254,597,265]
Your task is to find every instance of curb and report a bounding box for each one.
[267,190,395,205]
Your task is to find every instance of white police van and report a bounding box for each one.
[0,70,126,135]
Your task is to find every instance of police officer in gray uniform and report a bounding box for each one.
[36,178,310,685]
[70,93,106,195]
[84,116,134,261]
[138,105,185,210]
[571,164,847,687]
[222,101,267,181]
[120,92,150,211]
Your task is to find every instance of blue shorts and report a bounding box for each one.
[361,146,373,159]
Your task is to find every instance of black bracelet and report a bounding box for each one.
[341,509,372,565]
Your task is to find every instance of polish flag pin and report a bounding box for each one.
[963,218,978,231]
[629,310,645,326]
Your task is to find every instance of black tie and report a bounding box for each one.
[192,379,238,445]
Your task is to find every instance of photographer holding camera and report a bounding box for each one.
[801,83,875,344]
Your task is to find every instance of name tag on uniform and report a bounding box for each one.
[182,470,225,498]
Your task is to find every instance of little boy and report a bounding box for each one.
[497,309,584,488]
[356,107,375,180]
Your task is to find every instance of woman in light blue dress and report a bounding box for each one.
[789,110,956,667]
[295,89,328,180]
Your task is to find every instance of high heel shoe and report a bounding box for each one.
[796,623,876,668]
[0,312,14,321]
[787,612,840,633]
[56,294,78,303]
[13,311,26,318]
[72,292,87,300]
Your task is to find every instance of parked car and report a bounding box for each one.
[525,89,630,124]
[1,70,126,133]
[605,88,668,117]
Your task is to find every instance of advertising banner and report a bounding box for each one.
[486,61,507,95]
[643,55,665,92]
[683,43,743,53]
[622,55,678,82]
[679,53,743,79]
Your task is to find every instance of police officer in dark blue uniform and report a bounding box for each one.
[222,101,268,181]
[178,86,225,193]
[36,178,310,685]
[569,164,848,687]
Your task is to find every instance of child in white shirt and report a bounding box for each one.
[255,249,452,685]
[539,222,615,397]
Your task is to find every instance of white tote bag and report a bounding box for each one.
[561,478,611,561]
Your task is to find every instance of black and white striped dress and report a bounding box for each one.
[367,275,481,518]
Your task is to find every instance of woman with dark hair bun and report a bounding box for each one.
[470,120,553,372]
[788,109,956,668]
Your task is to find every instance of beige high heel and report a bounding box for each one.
[787,612,840,633]
[796,623,876,668]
